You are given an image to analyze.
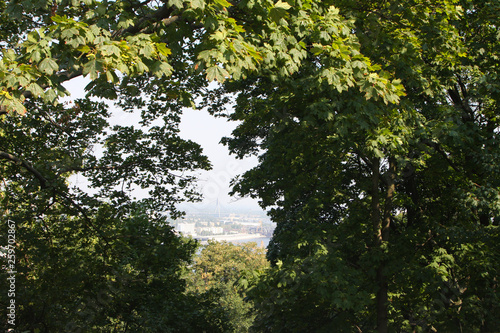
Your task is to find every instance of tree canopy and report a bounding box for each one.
[186,240,269,332]
[1,0,499,332]
[0,0,258,330]
[222,0,500,332]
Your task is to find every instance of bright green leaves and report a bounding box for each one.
[275,0,292,10]
[26,82,45,98]
[156,43,172,57]
[270,0,292,23]
[190,0,205,9]
[100,44,122,57]
[0,0,261,113]
[316,47,405,104]
[80,34,173,81]
[0,90,12,100]
[198,35,261,82]
[248,3,406,105]
[51,15,95,49]
[195,0,263,83]
[0,9,179,113]
[168,0,185,9]
[0,48,62,113]
[302,6,406,104]
[357,71,405,105]
[213,0,232,7]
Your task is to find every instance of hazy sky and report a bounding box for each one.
[65,77,263,214]
[179,108,262,213]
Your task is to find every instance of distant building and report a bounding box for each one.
[239,222,261,227]
[199,226,224,235]
[210,226,224,234]
[177,223,196,236]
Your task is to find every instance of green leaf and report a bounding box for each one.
[270,0,292,23]
[27,83,44,97]
[275,0,292,10]
[139,43,154,58]
[77,45,91,53]
[100,44,121,57]
[0,90,13,99]
[198,49,216,62]
[61,28,79,40]
[134,60,149,73]
[27,32,39,44]
[212,31,226,41]
[156,43,172,57]
[38,58,59,75]
[82,59,99,80]
[190,0,204,9]
[44,88,57,102]
[105,70,115,83]
[204,16,218,30]
[213,0,232,7]
[168,0,184,8]
[30,50,41,63]
[152,61,173,77]
[206,65,229,83]
[51,15,68,24]
[310,44,324,55]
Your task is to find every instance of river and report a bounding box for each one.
[196,234,272,248]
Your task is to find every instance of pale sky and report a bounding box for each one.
[65,77,263,214]
[179,108,262,213]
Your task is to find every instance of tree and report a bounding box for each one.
[186,240,269,332]
[0,91,247,330]
[2,0,499,331]
[0,0,265,330]
[221,0,500,332]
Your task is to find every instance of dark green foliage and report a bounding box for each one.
[222,0,500,332]
[0,93,218,331]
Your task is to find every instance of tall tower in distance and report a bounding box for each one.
[215,198,221,219]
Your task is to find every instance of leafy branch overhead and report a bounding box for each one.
[0,0,262,113]
[1,0,409,114]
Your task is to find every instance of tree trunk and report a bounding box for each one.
[371,157,396,333]
[371,158,382,245]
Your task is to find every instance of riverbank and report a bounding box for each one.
[196,233,269,244]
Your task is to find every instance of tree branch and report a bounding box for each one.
[448,84,474,122]
[0,150,114,249]
[0,151,48,188]
[113,4,178,38]
[422,139,461,173]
